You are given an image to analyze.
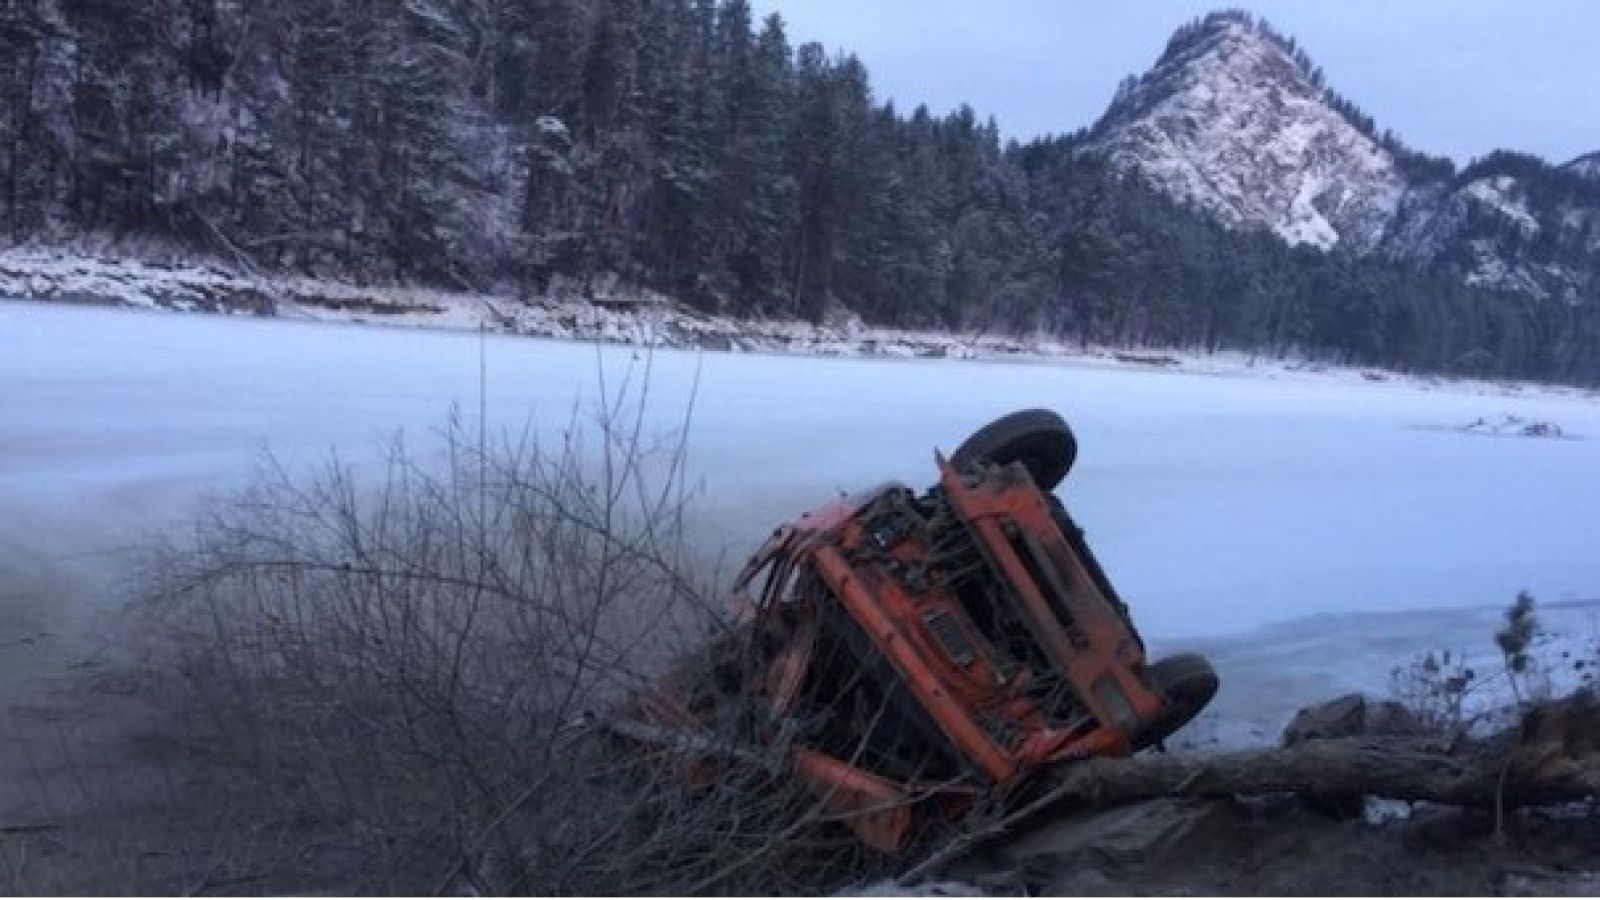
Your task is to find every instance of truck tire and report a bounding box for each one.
[951,409,1077,491]
[1134,653,1220,752]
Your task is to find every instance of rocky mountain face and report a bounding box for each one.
[1085,14,1405,252]
[1386,160,1600,302]
[1083,11,1600,304]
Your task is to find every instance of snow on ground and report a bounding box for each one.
[0,246,1068,359]
[3,300,1600,741]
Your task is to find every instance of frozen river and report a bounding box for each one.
[5,298,1600,754]
[5,300,1599,643]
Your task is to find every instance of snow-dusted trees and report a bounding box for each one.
[1,0,73,241]
[56,0,188,228]
[1,0,1597,383]
[710,10,792,310]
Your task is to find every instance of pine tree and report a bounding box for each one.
[0,0,73,240]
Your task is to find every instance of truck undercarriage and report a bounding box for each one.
[617,410,1219,852]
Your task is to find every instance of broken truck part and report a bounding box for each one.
[615,409,1220,853]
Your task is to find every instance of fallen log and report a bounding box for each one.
[1051,735,1593,809]
[900,731,1598,885]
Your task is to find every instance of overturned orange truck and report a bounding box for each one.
[619,410,1218,853]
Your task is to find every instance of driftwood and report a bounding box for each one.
[900,732,1599,885]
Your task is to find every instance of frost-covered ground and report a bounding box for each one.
[0,246,1072,358]
[3,299,1600,744]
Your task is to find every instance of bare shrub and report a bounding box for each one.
[1391,593,1564,741]
[135,389,885,894]
[1389,649,1488,738]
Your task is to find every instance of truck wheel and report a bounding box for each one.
[950,409,1077,490]
[1134,653,1219,752]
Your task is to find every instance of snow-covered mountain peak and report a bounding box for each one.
[1084,12,1406,251]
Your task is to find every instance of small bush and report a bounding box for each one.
[1389,649,1487,738]
[1392,592,1564,739]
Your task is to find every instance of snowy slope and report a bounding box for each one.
[1084,13,1406,251]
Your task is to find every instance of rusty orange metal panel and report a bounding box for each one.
[811,543,1018,783]
[936,456,1165,743]
[791,747,916,854]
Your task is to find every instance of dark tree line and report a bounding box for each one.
[1,0,1597,383]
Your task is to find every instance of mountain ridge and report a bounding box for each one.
[1080,10,1600,303]
[1564,151,1600,180]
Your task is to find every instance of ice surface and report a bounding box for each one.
[5,301,1599,630]
[3,301,1599,734]
[1174,600,1600,748]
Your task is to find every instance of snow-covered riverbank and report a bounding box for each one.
[0,246,1083,360]
[13,246,1600,397]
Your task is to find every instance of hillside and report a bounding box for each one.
[2,3,1599,382]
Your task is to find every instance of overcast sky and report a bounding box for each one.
[748,1,1598,165]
